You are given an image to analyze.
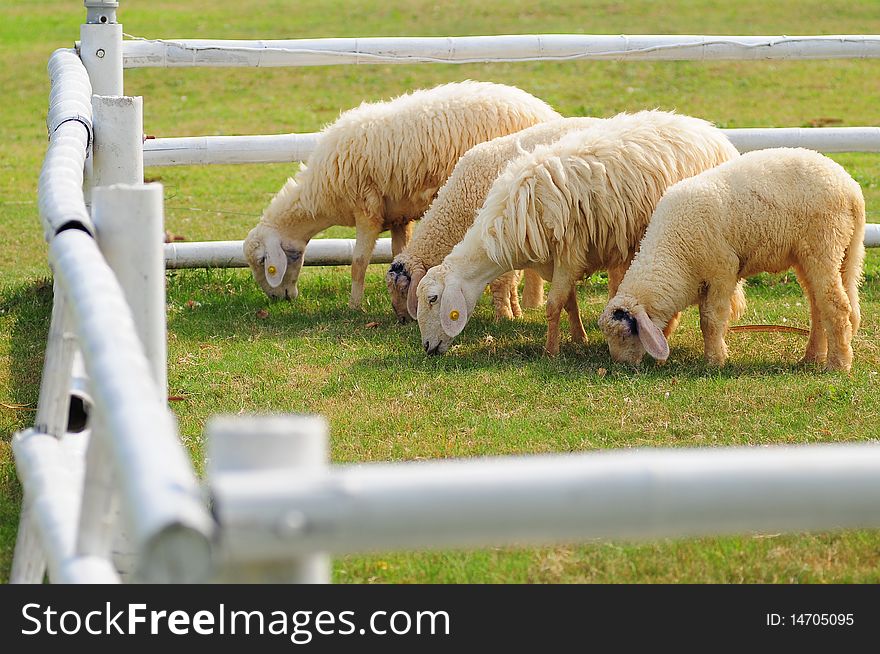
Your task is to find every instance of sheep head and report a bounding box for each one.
[599,295,670,365]
[385,259,421,324]
[416,264,475,355]
[243,223,307,301]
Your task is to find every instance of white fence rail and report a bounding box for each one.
[165,237,394,269]
[148,125,880,257]
[121,34,880,68]
[211,429,880,560]
[144,127,880,167]
[12,1,880,584]
[40,49,94,239]
[163,225,880,271]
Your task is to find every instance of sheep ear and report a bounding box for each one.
[634,309,670,361]
[440,285,469,337]
[406,268,426,319]
[264,234,288,288]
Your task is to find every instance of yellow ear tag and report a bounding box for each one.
[449,310,460,321]
[267,265,277,276]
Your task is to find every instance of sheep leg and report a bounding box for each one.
[699,280,736,367]
[607,264,627,298]
[349,223,382,310]
[544,268,578,356]
[663,312,682,339]
[802,262,853,372]
[390,222,414,257]
[489,273,516,320]
[508,271,523,318]
[522,268,545,309]
[566,289,586,344]
[793,264,828,365]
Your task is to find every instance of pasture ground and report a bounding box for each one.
[1,0,878,582]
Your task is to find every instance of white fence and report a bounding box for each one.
[13,43,212,583]
[10,0,880,583]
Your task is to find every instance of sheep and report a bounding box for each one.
[386,117,604,324]
[243,80,561,309]
[415,109,740,356]
[599,147,865,372]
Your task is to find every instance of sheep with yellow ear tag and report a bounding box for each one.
[417,109,741,356]
[243,80,561,309]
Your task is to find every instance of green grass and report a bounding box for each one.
[2,0,880,583]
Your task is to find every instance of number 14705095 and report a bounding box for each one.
[766,613,854,627]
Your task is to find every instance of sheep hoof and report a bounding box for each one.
[824,356,852,373]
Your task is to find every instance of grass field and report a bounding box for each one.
[1,0,879,583]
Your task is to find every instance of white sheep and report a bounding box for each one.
[385,117,604,324]
[243,80,560,309]
[416,110,740,356]
[599,147,865,371]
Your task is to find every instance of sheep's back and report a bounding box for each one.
[405,116,603,268]
[476,110,738,271]
[657,147,864,274]
[297,81,561,215]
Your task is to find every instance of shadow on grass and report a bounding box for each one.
[165,269,838,385]
[349,335,823,382]
[172,263,880,382]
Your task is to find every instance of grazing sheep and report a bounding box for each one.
[243,80,560,309]
[416,110,740,355]
[386,117,604,324]
[599,147,865,372]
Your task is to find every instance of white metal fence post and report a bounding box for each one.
[80,2,123,96]
[91,95,144,188]
[89,182,167,579]
[33,285,77,438]
[208,415,331,583]
[92,183,166,396]
[88,92,152,580]
[11,285,79,583]
[75,413,121,565]
[9,495,47,584]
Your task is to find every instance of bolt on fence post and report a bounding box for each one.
[80,5,123,96]
[208,415,331,583]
